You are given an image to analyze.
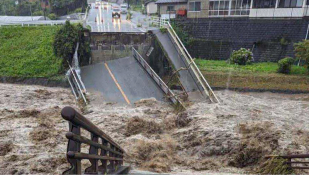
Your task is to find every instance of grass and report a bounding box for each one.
[195,59,309,92]
[0,26,63,78]
[195,59,308,75]
[130,4,143,13]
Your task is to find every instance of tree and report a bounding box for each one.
[53,20,78,68]
[294,40,309,69]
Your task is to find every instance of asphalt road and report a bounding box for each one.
[87,3,143,32]
[81,57,166,104]
[153,29,203,94]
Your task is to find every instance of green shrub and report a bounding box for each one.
[160,28,167,33]
[48,13,57,20]
[126,11,132,20]
[53,21,78,68]
[294,40,309,69]
[75,8,82,13]
[53,21,90,68]
[229,48,253,65]
[278,57,294,74]
[32,10,43,16]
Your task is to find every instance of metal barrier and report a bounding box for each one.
[267,154,309,170]
[67,43,87,104]
[62,107,129,175]
[67,65,87,104]
[132,47,185,109]
[150,16,169,28]
[163,21,220,103]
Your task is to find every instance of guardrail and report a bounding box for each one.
[67,65,87,104]
[0,20,82,27]
[132,47,185,109]
[164,22,220,103]
[150,16,169,28]
[266,154,309,170]
[62,107,129,174]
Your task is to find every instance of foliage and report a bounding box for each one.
[0,26,62,77]
[195,59,307,75]
[277,57,294,74]
[74,7,82,13]
[76,24,91,66]
[33,10,44,16]
[126,11,132,20]
[258,157,294,175]
[48,13,57,20]
[171,23,194,49]
[160,28,167,33]
[53,21,78,68]
[53,21,90,68]
[294,40,309,69]
[0,0,87,16]
[229,48,253,65]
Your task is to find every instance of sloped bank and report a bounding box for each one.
[0,76,69,88]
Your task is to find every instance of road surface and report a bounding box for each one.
[80,57,166,104]
[87,3,144,32]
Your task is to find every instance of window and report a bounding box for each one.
[167,5,175,11]
[209,0,251,16]
[278,0,303,7]
[209,0,229,15]
[189,1,201,11]
[253,0,276,8]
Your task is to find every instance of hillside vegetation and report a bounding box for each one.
[0,26,63,78]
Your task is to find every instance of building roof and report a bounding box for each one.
[155,0,187,4]
[0,16,49,22]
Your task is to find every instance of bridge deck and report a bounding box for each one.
[153,29,201,94]
[80,57,166,104]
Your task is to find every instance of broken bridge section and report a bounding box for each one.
[80,56,167,104]
[152,23,219,103]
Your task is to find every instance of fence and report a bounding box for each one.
[62,106,129,175]
[162,21,220,103]
[132,47,185,109]
[267,154,309,170]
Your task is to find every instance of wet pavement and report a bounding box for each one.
[86,3,144,33]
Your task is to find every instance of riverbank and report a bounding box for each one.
[196,59,309,92]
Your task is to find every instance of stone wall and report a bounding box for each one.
[175,18,309,62]
[90,32,151,63]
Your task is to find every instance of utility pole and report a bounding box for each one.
[28,0,33,21]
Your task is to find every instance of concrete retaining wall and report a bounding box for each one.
[175,18,309,62]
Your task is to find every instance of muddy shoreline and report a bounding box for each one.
[0,76,69,88]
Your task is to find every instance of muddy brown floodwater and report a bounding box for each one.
[1,83,309,174]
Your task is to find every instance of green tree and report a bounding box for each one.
[294,40,309,69]
[76,23,90,66]
[53,20,78,68]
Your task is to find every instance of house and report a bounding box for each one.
[185,0,309,18]
[145,0,158,15]
[156,0,188,19]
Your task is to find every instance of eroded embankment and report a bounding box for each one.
[1,83,309,174]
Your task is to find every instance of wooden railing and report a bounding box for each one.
[61,107,130,175]
[267,154,309,170]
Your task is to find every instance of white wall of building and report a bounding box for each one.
[146,2,158,14]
